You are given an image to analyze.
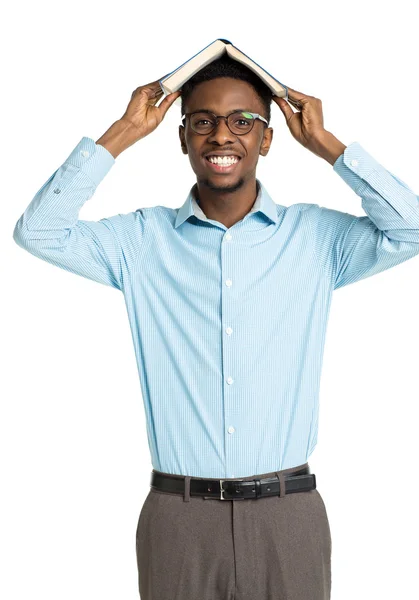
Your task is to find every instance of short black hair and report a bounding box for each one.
[180,54,273,126]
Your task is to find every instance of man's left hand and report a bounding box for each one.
[273,87,327,154]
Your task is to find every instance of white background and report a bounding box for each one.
[2,1,418,598]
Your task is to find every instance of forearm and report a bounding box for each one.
[95,118,143,159]
[13,136,113,243]
[311,130,347,166]
[12,136,123,289]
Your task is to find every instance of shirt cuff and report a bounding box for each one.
[333,140,419,217]
[63,136,115,187]
[332,141,382,195]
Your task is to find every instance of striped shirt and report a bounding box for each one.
[13,136,419,478]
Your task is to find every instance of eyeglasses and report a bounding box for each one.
[181,110,268,136]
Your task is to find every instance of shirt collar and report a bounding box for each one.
[174,178,279,228]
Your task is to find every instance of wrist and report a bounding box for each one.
[310,130,347,166]
[95,119,142,159]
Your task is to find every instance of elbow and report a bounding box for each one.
[12,216,37,251]
[12,217,27,249]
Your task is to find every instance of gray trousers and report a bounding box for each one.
[135,462,332,599]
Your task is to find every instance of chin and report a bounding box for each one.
[198,175,246,193]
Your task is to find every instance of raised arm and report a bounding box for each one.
[274,86,419,289]
[12,79,181,291]
[309,141,419,289]
[13,133,128,290]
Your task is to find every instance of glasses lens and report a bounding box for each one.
[190,111,254,134]
[190,112,216,134]
[228,111,254,134]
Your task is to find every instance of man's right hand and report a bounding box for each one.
[96,78,181,158]
[121,78,182,140]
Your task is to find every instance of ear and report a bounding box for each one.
[260,127,273,157]
[179,125,188,154]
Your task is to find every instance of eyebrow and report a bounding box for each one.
[192,108,252,115]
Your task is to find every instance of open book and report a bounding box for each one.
[158,38,288,108]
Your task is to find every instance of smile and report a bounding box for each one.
[204,156,242,173]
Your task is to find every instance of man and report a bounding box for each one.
[13,55,419,600]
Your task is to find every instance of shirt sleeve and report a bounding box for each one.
[12,136,145,292]
[309,141,419,290]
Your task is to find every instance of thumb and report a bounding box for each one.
[276,97,295,123]
[159,90,182,118]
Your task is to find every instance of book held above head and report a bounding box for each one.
[158,38,289,107]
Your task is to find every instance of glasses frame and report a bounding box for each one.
[181,110,268,136]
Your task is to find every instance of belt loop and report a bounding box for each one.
[275,471,286,498]
[183,476,191,502]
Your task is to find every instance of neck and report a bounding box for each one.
[194,177,259,228]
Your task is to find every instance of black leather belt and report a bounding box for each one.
[150,467,316,500]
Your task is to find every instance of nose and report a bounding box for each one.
[207,118,235,142]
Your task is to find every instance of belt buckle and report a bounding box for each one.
[219,478,244,500]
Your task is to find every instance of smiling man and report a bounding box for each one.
[13,53,419,600]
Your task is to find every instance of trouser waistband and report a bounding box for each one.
[149,462,316,502]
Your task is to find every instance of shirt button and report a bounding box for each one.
[228,426,235,434]
[53,188,61,194]
[80,150,90,158]
[225,233,232,241]
[226,279,232,287]
[226,376,234,385]
[350,159,358,167]
[226,327,233,335]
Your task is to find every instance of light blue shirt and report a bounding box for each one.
[13,136,419,478]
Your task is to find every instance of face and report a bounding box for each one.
[179,77,274,193]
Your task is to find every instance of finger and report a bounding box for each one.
[131,85,159,98]
[286,88,310,110]
[286,86,308,100]
[288,97,303,110]
[148,84,163,96]
[273,96,296,122]
[149,76,171,91]
[139,81,164,97]
[158,90,182,116]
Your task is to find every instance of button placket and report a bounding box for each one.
[221,228,237,473]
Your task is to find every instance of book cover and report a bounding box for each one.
[158,38,288,108]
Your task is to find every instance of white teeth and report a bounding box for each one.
[208,156,239,165]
